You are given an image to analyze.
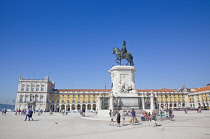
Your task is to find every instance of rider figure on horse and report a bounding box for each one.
[121,41,127,59]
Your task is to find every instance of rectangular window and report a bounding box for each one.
[41,87,44,91]
[26,87,29,91]
[36,87,39,91]
[21,87,24,91]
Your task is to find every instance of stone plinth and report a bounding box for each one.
[108,65,137,96]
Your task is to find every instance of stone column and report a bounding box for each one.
[109,94,114,111]
[53,104,56,112]
[65,104,67,111]
[194,95,198,108]
[199,95,203,106]
[150,93,155,110]
[185,95,188,107]
[59,104,61,112]
[97,95,102,110]
[70,104,72,111]
[142,97,145,110]
[86,104,88,110]
[91,104,93,110]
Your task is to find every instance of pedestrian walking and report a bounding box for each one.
[131,109,136,124]
[160,110,163,121]
[28,109,33,121]
[168,108,173,121]
[24,109,30,121]
[3,107,7,116]
[82,108,85,117]
[152,110,157,127]
[116,111,121,127]
[109,110,114,126]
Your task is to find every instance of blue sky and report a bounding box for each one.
[0,0,210,104]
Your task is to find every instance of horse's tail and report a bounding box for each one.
[127,52,134,66]
[130,61,134,66]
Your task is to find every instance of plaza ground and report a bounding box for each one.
[0,110,210,139]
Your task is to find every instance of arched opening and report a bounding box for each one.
[174,103,177,107]
[93,104,96,110]
[50,105,54,111]
[161,104,164,109]
[169,103,172,107]
[87,104,91,110]
[66,104,70,111]
[61,104,65,110]
[72,104,75,110]
[82,104,86,109]
[77,104,81,110]
[56,104,60,112]
[182,103,185,107]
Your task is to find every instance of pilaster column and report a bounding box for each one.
[194,95,198,108]
[59,104,61,112]
[91,104,93,110]
[54,104,56,111]
[109,94,114,111]
[185,95,188,107]
[150,93,155,110]
[142,97,145,110]
[97,95,102,110]
[199,95,203,106]
[70,104,72,111]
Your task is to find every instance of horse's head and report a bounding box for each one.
[112,48,116,54]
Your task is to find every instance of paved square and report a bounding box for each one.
[0,111,210,139]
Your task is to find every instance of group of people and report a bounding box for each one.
[109,109,123,127]
[159,108,174,121]
[24,109,34,121]
[1,107,7,116]
[109,109,158,127]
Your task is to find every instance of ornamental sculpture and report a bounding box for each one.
[112,41,134,66]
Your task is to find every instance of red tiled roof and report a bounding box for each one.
[54,89,112,92]
[192,86,210,93]
[53,88,177,92]
[136,88,177,92]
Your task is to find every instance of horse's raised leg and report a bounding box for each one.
[115,59,120,64]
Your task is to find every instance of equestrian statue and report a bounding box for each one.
[112,41,134,66]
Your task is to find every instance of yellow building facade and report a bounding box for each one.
[15,76,210,112]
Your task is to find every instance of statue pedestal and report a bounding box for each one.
[108,65,137,96]
[96,65,159,118]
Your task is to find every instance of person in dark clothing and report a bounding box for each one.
[82,108,85,117]
[116,111,121,127]
[28,109,33,121]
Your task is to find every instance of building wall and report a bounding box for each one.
[15,76,210,111]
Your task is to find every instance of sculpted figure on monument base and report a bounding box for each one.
[118,81,135,94]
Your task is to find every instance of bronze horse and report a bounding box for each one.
[112,47,134,66]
